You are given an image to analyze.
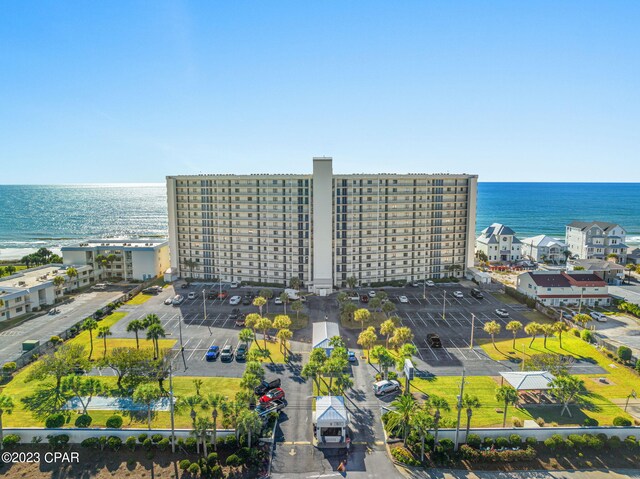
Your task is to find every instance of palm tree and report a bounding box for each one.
[259,289,273,314]
[346,276,357,289]
[505,321,522,349]
[82,318,98,360]
[256,317,273,350]
[382,301,396,316]
[204,393,227,451]
[97,325,112,358]
[483,321,501,349]
[143,313,160,328]
[390,326,413,350]
[66,267,78,290]
[237,409,263,449]
[0,394,15,451]
[177,394,202,453]
[291,300,304,322]
[222,399,244,444]
[354,308,371,332]
[496,385,519,427]
[371,345,395,380]
[239,328,254,345]
[195,417,212,456]
[133,383,162,430]
[410,408,434,462]
[289,276,301,290]
[573,314,592,328]
[146,323,166,359]
[126,320,145,349]
[357,327,378,363]
[380,319,397,349]
[462,394,481,440]
[279,292,290,314]
[553,321,570,349]
[53,275,65,296]
[182,258,197,281]
[386,394,418,445]
[252,296,267,316]
[276,329,293,360]
[541,323,555,348]
[427,395,450,448]
[524,322,542,347]
[336,292,348,305]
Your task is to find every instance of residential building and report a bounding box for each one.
[568,258,625,285]
[627,248,640,265]
[62,239,170,281]
[565,221,628,264]
[475,223,522,263]
[516,270,610,307]
[166,157,478,294]
[520,235,568,264]
[0,264,93,321]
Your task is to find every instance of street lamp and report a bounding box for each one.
[469,313,475,349]
[442,290,446,320]
[454,369,466,452]
[203,289,211,335]
[625,390,637,412]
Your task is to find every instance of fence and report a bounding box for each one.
[3,427,234,444]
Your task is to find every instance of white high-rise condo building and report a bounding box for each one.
[167,158,478,295]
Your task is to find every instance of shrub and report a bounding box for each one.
[47,434,69,449]
[151,434,163,443]
[466,433,481,449]
[608,436,622,450]
[107,436,122,451]
[142,438,153,450]
[209,464,223,479]
[460,444,480,461]
[50,335,62,344]
[226,454,243,468]
[535,417,545,427]
[568,434,585,448]
[636,358,640,372]
[509,434,522,447]
[390,446,421,466]
[106,415,123,429]
[75,414,92,428]
[544,434,564,450]
[495,437,509,449]
[439,438,454,453]
[188,463,200,474]
[45,413,66,428]
[157,438,170,451]
[526,437,538,447]
[125,436,137,451]
[2,362,17,378]
[80,437,99,449]
[581,329,593,343]
[613,416,632,427]
[185,437,198,452]
[207,452,219,466]
[482,437,494,448]
[586,434,604,449]
[583,417,598,426]
[137,433,148,443]
[225,435,236,446]
[179,459,191,471]
[2,434,20,448]
[618,346,633,362]
[572,328,580,337]
[512,417,523,427]
[624,435,637,449]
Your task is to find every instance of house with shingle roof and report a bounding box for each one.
[520,235,568,264]
[565,221,628,264]
[476,223,522,263]
[516,270,610,307]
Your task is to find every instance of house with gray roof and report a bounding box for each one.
[520,235,568,264]
[475,223,522,263]
[565,221,628,264]
[569,258,625,285]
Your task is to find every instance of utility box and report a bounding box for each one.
[22,340,40,352]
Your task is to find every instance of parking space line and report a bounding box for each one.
[430,295,440,305]
[421,339,438,360]
[414,312,429,329]
[412,296,422,305]
[188,339,203,360]
[448,338,470,361]
[402,312,416,326]
[201,339,217,361]
[412,340,425,360]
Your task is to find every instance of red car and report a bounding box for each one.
[259,387,285,404]
[217,290,229,300]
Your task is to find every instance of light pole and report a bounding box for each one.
[578,287,585,314]
[442,290,446,320]
[625,390,637,412]
[165,351,178,453]
[454,369,466,452]
[469,313,475,349]
[178,315,187,370]
[203,289,211,335]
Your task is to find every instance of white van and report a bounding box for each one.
[590,311,608,322]
[92,283,107,290]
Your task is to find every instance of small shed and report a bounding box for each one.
[467,267,492,285]
[312,321,340,356]
[499,370,556,403]
[313,396,349,447]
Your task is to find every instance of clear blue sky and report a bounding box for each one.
[1,1,638,183]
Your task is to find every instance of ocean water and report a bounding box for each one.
[0,183,638,260]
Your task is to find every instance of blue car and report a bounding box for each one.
[205,345,220,361]
[348,351,356,362]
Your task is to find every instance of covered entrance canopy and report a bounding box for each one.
[313,396,349,447]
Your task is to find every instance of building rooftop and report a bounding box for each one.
[521,235,567,248]
[312,322,341,350]
[500,371,556,391]
[480,223,517,238]
[572,259,625,272]
[524,271,607,288]
[567,221,623,232]
[62,239,168,250]
[315,396,348,423]
[0,264,90,292]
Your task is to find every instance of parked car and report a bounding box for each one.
[274,297,283,305]
[255,398,286,417]
[360,294,369,303]
[181,283,189,289]
[217,290,229,300]
[368,291,376,298]
[234,317,246,327]
[48,308,59,315]
[242,296,252,305]
[229,308,242,320]
[255,378,282,396]
[398,295,409,303]
[164,297,173,305]
[229,295,242,305]
[172,295,184,306]
[411,281,420,287]
[495,308,510,318]
[427,333,442,348]
[230,281,240,288]
[259,387,285,403]
[348,351,357,362]
[453,291,464,299]
[187,292,196,300]
[205,345,220,361]
[236,343,248,360]
[425,280,436,287]
[373,379,400,396]
[470,288,484,299]
[220,344,234,361]
[207,290,216,300]
[348,292,359,301]
[561,312,573,321]
[590,311,608,322]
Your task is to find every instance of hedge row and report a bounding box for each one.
[460,445,537,462]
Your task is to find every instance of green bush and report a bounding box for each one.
[106,415,123,429]
[142,438,153,450]
[151,434,163,443]
[482,437,494,448]
[225,454,243,468]
[179,459,191,471]
[525,437,538,447]
[209,464,223,479]
[581,329,593,342]
[608,436,622,449]
[572,328,580,337]
[568,434,585,448]
[466,433,481,448]
[45,413,66,428]
[188,463,200,474]
[125,436,137,451]
[439,438,454,453]
[137,433,148,443]
[535,417,545,427]
[544,434,564,450]
[185,437,198,452]
[635,358,640,372]
[47,434,70,449]
[157,438,170,451]
[586,434,604,449]
[80,437,99,449]
[225,435,236,446]
[583,417,598,426]
[390,446,421,466]
[618,346,633,362]
[613,416,632,427]
[460,444,480,460]
[74,414,92,428]
[50,335,63,344]
[509,434,522,447]
[624,435,637,449]
[107,436,122,451]
[2,434,20,448]
[495,437,509,449]
[207,452,219,466]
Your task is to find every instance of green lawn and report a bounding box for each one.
[491,293,522,305]
[410,375,631,427]
[264,312,309,330]
[478,332,594,363]
[521,310,555,324]
[249,340,287,363]
[125,294,154,306]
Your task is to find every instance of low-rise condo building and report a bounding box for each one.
[565,221,628,264]
[167,157,478,294]
[520,235,568,264]
[516,270,610,307]
[568,258,625,285]
[475,223,522,263]
[62,239,169,281]
[0,264,93,321]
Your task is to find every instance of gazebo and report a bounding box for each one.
[499,371,556,403]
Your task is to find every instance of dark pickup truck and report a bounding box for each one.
[427,333,442,348]
[254,378,282,396]
[254,399,286,418]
